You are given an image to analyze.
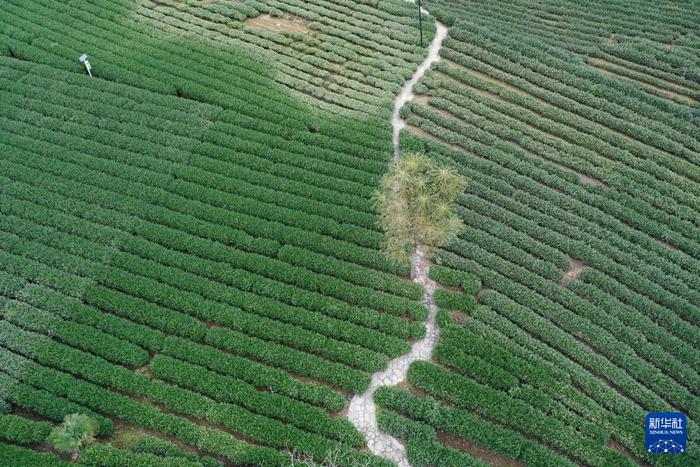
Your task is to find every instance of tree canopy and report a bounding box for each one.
[375,153,466,263]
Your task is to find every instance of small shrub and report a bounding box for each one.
[434,289,476,313]
[47,413,99,460]
[0,415,52,445]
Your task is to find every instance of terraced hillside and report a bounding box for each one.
[382,0,700,466]
[1,0,699,466]
[1,0,434,116]
[0,0,435,465]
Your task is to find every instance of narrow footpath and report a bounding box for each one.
[347,8,448,466]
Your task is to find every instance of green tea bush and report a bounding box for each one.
[433,289,476,313]
[81,444,200,467]
[133,434,223,467]
[0,415,52,445]
[429,265,481,294]
[0,443,69,467]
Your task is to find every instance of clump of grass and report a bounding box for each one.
[375,153,466,263]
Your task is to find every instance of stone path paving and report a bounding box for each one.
[347,248,439,466]
[347,5,448,464]
[391,19,448,159]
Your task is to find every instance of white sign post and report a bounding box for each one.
[79,54,92,77]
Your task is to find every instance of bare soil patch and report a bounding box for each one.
[135,364,155,379]
[413,95,430,105]
[109,423,144,449]
[450,310,465,324]
[437,430,522,466]
[245,14,310,34]
[561,258,586,286]
[580,173,604,186]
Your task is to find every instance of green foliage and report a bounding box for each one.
[203,327,372,393]
[429,265,481,294]
[81,444,201,467]
[0,372,113,438]
[0,442,69,467]
[145,379,377,466]
[407,361,631,466]
[161,336,346,411]
[149,355,363,446]
[47,413,99,457]
[3,1,699,466]
[433,289,476,313]
[0,415,52,445]
[133,434,223,467]
[3,300,149,367]
[0,0,435,464]
[0,348,283,464]
[375,153,466,261]
[377,410,486,467]
[0,0,434,117]
[394,3,700,464]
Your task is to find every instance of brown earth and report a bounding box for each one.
[450,310,465,323]
[561,258,586,286]
[245,14,310,34]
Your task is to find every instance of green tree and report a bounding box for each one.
[374,153,466,263]
[47,413,99,460]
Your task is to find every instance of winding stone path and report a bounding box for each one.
[347,5,448,465]
[391,19,448,159]
[347,247,439,466]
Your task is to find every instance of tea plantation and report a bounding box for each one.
[0,0,698,466]
[381,0,699,466]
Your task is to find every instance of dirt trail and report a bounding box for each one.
[347,5,448,465]
[392,21,449,158]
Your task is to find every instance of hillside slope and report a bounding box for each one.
[0,1,434,465]
[380,1,700,466]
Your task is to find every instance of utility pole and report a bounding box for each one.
[418,0,424,46]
